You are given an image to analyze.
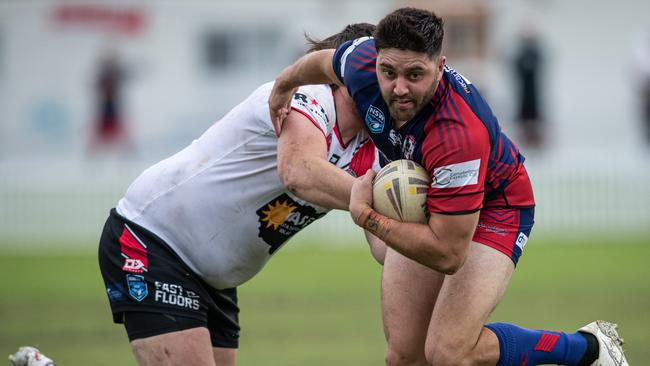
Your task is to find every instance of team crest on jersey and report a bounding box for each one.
[256,193,326,254]
[388,129,402,146]
[402,135,416,160]
[126,274,148,302]
[365,105,385,133]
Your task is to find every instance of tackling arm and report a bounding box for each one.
[269,49,342,135]
[277,110,354,210]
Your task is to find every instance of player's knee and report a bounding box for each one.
[385,344,427,366]
[424,340,465,366]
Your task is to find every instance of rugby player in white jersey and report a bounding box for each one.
[93,24,379,366]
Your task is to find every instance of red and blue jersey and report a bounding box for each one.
[333,37,535,214]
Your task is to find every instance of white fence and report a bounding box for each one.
[1,148,648,249]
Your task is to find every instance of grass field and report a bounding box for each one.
[1,238,648,365]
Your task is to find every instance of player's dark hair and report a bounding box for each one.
[305,23,376,53]
[374,7,444,57]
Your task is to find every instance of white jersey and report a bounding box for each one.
[116,82,378,289]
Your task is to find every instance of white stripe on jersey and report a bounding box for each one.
[339,36,373,78]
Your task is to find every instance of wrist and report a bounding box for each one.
[356,207,392,241]
[353,205,373,226]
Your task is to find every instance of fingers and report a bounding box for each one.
[362,169,377,182]
[269,87,295,137]
[272,107,289,137]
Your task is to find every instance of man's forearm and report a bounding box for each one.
[283,157,353,210]
[276,49,340,90]
[354,207,466,274]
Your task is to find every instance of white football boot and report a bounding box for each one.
[8,347,55,366]
[578,321,629,366]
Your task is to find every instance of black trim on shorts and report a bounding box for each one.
[123,311,205,342]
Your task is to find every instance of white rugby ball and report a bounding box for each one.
[372,159,430,223]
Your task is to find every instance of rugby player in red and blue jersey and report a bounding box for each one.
[270,7,628,366]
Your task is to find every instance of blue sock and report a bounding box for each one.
[485,322,588,366]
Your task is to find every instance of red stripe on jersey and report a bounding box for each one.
[421,90,490,214]
[534,333,560,352]
[332,122,348,148]
[119,226,148,269]
[349,60,376,73]
[351,53,376,65]
[290,106,327,139]
[448,97,471,148]
[357,47,377,59]
[349,139,376,177]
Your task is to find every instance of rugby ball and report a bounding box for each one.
[372,160,429,223]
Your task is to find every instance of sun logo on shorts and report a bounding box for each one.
[260,200,297,230]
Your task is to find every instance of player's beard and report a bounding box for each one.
[385,80,439,125]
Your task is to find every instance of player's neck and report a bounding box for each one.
[394,120,408,129]
[333,88,363,143]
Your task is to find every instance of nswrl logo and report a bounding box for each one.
[127,274,148,301]
[365,105,385,133]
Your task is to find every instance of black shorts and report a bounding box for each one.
[98,209,240,348]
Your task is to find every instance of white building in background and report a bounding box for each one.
[0,1,648,246]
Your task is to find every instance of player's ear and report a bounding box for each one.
[436,55,446,76]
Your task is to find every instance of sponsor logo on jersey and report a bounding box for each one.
[515,232,528,250]
[431,159,481,188]
[120,224,148,273]
[445,65,472,94]
[154,281,200,311]
[293,92,330,129]
[123,258,146,273]
[365,105,385,133]
[126,274,148,301]
[107,283,126,302]
[256,193,326,254]
[476,223,507,235]
[402,135,416,160]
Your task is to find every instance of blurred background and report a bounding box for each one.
[0,0,648,365]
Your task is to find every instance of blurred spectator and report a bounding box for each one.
[513,29,545,148]
[633,31,650,145]
[88,50,132,153]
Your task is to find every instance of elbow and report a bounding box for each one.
[278,159,304,194]
[437,258,462,275]
[434,250,468,275]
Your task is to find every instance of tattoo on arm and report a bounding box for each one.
[363,211,391,240]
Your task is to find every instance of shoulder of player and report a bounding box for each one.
[336,37,377,81]
[292,84,335,110]
[295,84,333,99]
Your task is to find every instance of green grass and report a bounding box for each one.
[0,239,648,365]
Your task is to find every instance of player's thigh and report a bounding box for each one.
[425,242,514,360]
[382,247,445,357]
[213,347,237,366]
[130,327,215,366]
